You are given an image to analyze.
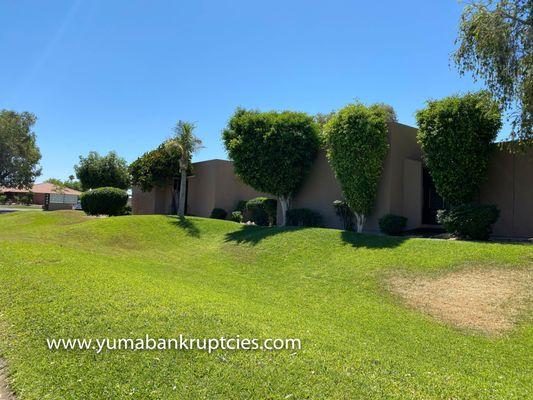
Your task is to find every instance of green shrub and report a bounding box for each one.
[210,208,227,220]
[246,197,277,226]
[234,200,247,213]
[231,211,243,223]
[333,200,354,231]
[0,194,6,204]
[80,187,128,216]
[325,103,390,232]
[416,91,501,204]
[437,203,500,240]
[379,214,407,236]
[223,109,319,225]
[286,208,323,227]
[120,205,132,215]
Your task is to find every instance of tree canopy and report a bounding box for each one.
[454,0,531,143]
[0,110,42,189]
[416,91,502,205]
[44,177,82,192]
[74,151,130,191]
[129,141,182,192]
[324,103,390,232]
[222,109,320,224]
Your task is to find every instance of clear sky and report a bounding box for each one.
[2,0,499,181]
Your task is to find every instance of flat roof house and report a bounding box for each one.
[132,122,533,238]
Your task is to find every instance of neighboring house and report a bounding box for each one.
[132,122,533,238]
[0,182,82,210]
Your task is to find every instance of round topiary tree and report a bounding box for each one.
[222,109,320,226]
[324,103,390,232]
[416,91,502,205]
[80,187,128,216]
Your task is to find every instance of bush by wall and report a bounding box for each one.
[210,208,227,220]
[324,103,389,232]
[379,214,407,236]
[80,187,128,216]
[245,197,277,226]
[416,91,501,205]
[231,211,243,223]
[223,109,319,225]
[286,208,323,227]
[437,203,500,240]
[333,200,354,231]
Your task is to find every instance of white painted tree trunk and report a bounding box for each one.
[354,212,365,233]
[279,196,290,226]
[177,169,187,217]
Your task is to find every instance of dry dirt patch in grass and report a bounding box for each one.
[387,268,532,334]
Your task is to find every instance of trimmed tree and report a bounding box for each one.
[416,91,502,205]
[222,109,319,226]
[75,151,130,190]
[129,140,182,212]
[324,103,390,233]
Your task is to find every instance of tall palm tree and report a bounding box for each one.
[167,121,203,217]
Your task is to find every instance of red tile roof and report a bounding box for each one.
[0,182,82,195]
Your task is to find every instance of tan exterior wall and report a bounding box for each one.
[480,145,533,238]
[291,122,421,231]
[132,160,268,217]
[131,123,532,238]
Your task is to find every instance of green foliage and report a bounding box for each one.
[75,151,130,191]
[222,109,319,220]
[416,91,502,205]
[234,200,247,213]
[379,214,407,236]
[454,0,531,142]
[437,203,500,240]
[333,200,354,231]
[210,208,228,220]
[44,178,82,192]
[80,187,128,216]
[0,194,6,204]
[324,103,389,219]
[285,208,323,227]
[245,197,277,226]
[0,110,41,188]
[129,141,182,191]
[231,211,243,223]
[168,121,203,216]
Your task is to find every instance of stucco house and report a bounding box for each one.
[132,122,533,238]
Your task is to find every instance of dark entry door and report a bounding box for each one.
[422,168,446,225]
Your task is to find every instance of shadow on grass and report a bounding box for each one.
[167,215,201,238]
[224,224,307,245]
[341,230,407,249]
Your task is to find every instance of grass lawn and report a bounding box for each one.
[0,211,531,399]
[0,204,42,210]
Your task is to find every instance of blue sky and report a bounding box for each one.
[2,0,497,181]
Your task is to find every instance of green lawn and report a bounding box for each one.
[0,211,531,399]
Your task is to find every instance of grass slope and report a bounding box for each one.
[0,211,531,399]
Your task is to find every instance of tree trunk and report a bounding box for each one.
[279,196,290,226]
[177,169,187,217]
[354,212,365,233]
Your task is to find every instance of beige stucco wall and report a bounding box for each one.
[187,159,269,217]
[131,124,532,238]
[480,145,533,238]
[289,122,421,231]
